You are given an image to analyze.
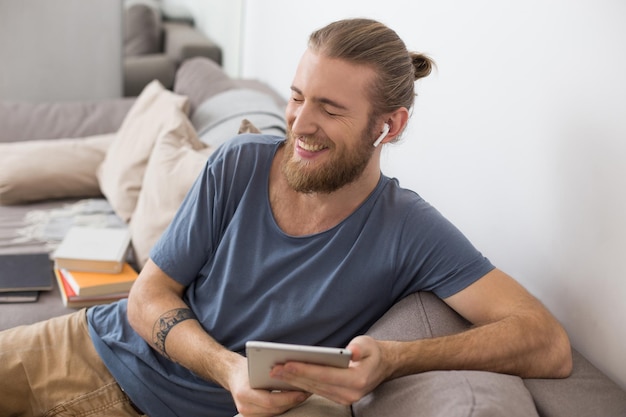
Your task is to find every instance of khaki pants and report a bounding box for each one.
[0,310,142,417]
[0,310,352,417]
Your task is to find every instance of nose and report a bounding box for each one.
[287,100,318,137]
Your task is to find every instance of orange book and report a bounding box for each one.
[54,269,129,308]
[60,263,138,297]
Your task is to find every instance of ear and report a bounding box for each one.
[380,107,410,145]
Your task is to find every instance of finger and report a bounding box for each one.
[238,390,310,416]
[271,363,361,404]
[346,335,375,362]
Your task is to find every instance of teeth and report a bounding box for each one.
[298,139,327,152]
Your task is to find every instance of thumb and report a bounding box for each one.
[346,335,371,362]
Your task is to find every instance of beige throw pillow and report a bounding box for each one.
[0,134,114,205]
[129,107,214,268]
[97,80,189,222]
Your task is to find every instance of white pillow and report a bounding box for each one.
[192,88,286,148]
[97,80,189,222]
[129,106,214,268]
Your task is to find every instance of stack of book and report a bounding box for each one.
[52,226,138,308]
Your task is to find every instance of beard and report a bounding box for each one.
[281,120,377,194]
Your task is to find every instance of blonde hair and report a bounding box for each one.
[309,18,433,122]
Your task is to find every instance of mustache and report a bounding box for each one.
[286,128,334,148]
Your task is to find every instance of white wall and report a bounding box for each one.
[0,0,123,101]
[193,0,626,388]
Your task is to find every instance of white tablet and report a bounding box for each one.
[246,340,352,391]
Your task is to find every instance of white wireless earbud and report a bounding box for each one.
[373,123,390,147]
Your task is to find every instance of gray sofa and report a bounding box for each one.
[123,2,222,96]
[1,58,625,417]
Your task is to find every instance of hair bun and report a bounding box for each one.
[411,53,434,80]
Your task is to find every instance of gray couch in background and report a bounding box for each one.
[123,2,222,96]
[0,0,221,101]
[0,58,624,417]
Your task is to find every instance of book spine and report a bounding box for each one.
[53,269,70,307]
[60,269,81,296]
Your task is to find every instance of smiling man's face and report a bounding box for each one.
[282,49,379,194]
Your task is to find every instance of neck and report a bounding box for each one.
[269,146,381,236]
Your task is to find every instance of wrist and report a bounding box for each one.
[208,350,246,391]
[378,340,408,380]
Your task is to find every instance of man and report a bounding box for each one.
[0,18,571,417]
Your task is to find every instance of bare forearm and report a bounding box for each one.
[127,261,242,388]
[380,308,572,380]
[152,310,243,388]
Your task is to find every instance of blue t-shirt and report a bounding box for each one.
[88,134,494,417]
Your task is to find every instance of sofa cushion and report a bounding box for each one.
[123,2,162,56]
[97,80,189,222]
[0,134,114,205]
[355,292,538,416]
[353,370,539,417]
[129,107,214,268]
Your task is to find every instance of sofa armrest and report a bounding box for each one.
[163,21,222,66]
[357,292,626,417]
[123,55,177,97]
[525,350,626,417]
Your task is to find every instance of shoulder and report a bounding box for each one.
[376,177,462,238]
[378,176,433,216]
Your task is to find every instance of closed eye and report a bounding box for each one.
[290,86,346,117]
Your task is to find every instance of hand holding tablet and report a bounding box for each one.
[246,340,352,391]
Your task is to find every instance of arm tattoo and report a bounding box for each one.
[152,308,196,358]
